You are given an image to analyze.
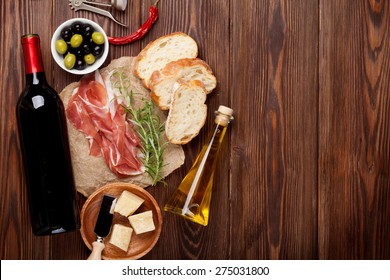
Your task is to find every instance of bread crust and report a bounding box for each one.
[149,58,216,110]
[149,58,213,86]
[133,32,198,88]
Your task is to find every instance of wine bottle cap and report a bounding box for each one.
[21,34,44,74]
[217,105,233,117]
[21,34,40,44]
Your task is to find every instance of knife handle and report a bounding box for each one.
[87,241,105,260]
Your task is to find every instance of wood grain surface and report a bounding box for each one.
[1,0,389,260]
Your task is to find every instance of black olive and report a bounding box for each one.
[82,43,91,55]
[74,58,86,70]
[61,27,74,42]
[74,47,85,58]
[67,45,77,55]
[91,42,104,58]
[71,22,83,34]
[83,24,94,40]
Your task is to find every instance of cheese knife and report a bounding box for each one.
[87,195,116,260]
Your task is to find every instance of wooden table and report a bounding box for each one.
[1,0,389,260]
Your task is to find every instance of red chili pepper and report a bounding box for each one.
[108,0,160,45]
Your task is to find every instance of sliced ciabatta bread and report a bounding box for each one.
[134,32,198,88]
[165,81,207,144]
[149,58,217,110]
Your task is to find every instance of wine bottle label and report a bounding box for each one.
[21,34,44,74]
[32,95,45,109]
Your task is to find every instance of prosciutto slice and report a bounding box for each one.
[66,71,143,177]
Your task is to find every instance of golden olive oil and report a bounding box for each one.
[164,106,233,226]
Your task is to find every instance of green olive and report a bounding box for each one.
[55,39,68,55]
[70,34,83,48]
[64,53,76,69]
[84,53,96,65]
[92,32,105,45]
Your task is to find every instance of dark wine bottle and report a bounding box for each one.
[16,34,80,235]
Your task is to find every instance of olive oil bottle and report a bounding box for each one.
[164,105,233,226]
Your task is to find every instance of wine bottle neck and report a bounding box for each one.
[25,72,47,85]
[21,34,45,77]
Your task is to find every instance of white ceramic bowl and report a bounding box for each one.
[51,18,109,75]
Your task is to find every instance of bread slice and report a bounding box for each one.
[165,81,207,144]
[134,32,198,88]
[149,58,217,110]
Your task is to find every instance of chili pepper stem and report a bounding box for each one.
[153,0,160,7]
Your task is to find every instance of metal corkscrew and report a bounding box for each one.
[69,0,128,27]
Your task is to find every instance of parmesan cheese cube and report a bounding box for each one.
[128,210,155,235]
[114,190,144,217]
[109,224,133,252]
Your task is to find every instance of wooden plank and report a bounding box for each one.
[0,0,54,260]
[2,0,390,261]
[48,0,147,259]
[145,0,231,260]
[229,0,319,259]
[318,0,390,259]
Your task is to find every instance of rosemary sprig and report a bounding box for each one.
[112,69,167,186]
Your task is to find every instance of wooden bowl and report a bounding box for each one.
[80,182,162,260]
